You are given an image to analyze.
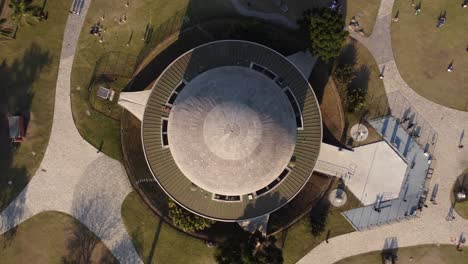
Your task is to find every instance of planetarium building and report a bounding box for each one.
[121,40,322,221]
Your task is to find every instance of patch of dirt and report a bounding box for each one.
[319,77,345,141]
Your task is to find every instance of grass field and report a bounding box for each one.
[335,244,468,264]
[0,0,72,211]
[121,192,215,264]
[392,0,468,111]
[0,211,116,263]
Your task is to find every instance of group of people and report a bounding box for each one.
[89,23,104,42]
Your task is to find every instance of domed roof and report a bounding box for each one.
[141,40,322,221]
[168,66,297,195]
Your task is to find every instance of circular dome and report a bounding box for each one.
[140,40,322,221]
[168,66,297,195]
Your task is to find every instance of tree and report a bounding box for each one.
[215,231,283,264]
[167,199,215,233]
[9,0,42,26]
[310,201,330,236]
[347,86,367,112]
[303,8,348,61]
[334,64,355,88]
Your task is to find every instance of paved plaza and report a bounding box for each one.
[318,141,408,206]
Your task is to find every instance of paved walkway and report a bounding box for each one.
[229,0,298,29]
[299,0,468,262]
[0,1,142,263]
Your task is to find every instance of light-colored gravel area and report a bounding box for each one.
[0,0,141,263]
[299,1,468,263]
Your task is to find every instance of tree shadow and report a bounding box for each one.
[309,199,330,237]
[62,157,136,264]
[0,42,51,245]
[381,237,399,264]
[336,41,358,69]
[349,64,370,98]
[62,190,120,264]
[146,217,163,264]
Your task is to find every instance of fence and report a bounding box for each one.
[135,7,189,67]
[365,91,438,156]
[86,51,138,119]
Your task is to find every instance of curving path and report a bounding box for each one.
[299,0,468,263]
[229,0,299,29]
[0,1,142,263]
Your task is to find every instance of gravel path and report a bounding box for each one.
[299,1,468,262]
[0,1,142,263]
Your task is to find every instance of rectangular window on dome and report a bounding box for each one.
[213,194,241,202]
[166,80,187,106]
[255,169,291,197]
[283,88,304,130]
[161,118,169,147]
[250,63,278,80]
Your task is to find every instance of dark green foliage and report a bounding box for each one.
[347,86,367,112]
[167,199,215,233]
[310,201,330,237]
[301,8,348,61]
[215,231,283,264]
[333,62,368,112]
[334,64,355,88]
[9,0,42,26]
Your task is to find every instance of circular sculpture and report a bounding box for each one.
[350,123,369,142]
[141,40,322,221]
[328,188,347,207]
[168,66,297,195]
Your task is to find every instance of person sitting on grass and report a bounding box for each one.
[437,13,446,28]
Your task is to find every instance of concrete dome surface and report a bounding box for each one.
[168,66,297,195]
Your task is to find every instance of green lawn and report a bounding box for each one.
[278,180,361,264]
[0,211,116,263]
[238,0,380,35]
[71,0,238,159]
[0,0,72,211]
[392,0,468,111]
[121,192,215,264]
[335,244,468,264]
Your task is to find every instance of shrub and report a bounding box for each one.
[168,199,215,233]
[301,8,348,61]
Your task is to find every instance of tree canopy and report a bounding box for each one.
[301,8,348,61]
[167,199,215,233]
[9,0,42,26]
[215,231,283,264]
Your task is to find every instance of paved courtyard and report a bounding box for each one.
[318,141,408,206]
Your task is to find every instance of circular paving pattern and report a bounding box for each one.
[328,188,348,207]
[350,123,369,142]
[168,66,297,195]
